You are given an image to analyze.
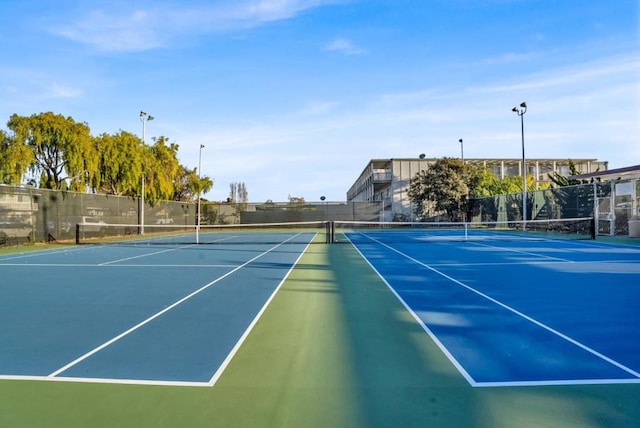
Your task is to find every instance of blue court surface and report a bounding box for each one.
[2,228,640,391]
[344,231,640,387]
[0,235,317,386]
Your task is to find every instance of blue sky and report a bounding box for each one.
[1,0,638,202]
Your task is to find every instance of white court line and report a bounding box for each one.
[98,235,243,265]
[0,374,211,388]
[345,233,476,386]
[0,263,239,268]
[47,233,306,379]
[350,232,640,386]
[99,245,195,265]
[3,260,635,269]
[464,240,577,263]
[427,259,640,267]
[207,236,315,387]
[3,372,637,388]
[0,245,94,261]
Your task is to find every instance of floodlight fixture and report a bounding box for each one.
[140,111,154,144]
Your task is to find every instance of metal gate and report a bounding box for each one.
[596,196,613,236]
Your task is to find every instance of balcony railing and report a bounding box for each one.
[373,172,391,182]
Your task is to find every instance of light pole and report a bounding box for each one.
[139,111,153,235]
[459,138,465,222]
[320,196,327,221]
[196,144,205,243]
[512,101,527,227]
[140,111,154,144]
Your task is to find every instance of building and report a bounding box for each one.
[347,158,608,221]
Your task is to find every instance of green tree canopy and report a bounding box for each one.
[2,111,216,202]
[548,160,585,187]
[172,165,214,202]
[94,131,144,196]
[0,129,33,184]
[408,160,545,221]
[143,137,182,202]
[408,157,469,221]
[472,168,537,196]
[7,112,97,190]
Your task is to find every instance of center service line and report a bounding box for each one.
[356,232,640,380]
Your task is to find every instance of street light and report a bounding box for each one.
[512,101,527,227]
[196,144,205,244]
[140,111,154,144]
[139,111,154,235]
[459,138,464,164]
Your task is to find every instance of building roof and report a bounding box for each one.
[569,164,640,181]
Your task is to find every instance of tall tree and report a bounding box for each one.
[408,157,468,221]
[471,168,536,196]
[0,130,33,184]
[7,112,97,190]
[229,182,248,203]
[94,131,144,196]
[173,165,214,202]
[547,160,584,187]
[143,136,181,202]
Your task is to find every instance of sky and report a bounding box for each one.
[0,0,638,202]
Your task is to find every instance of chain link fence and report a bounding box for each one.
[470,180,639,237]
[2,181,637,247]
[0,185,384,246]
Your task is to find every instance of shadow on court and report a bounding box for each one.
[1,243,638,427]
[210,243,639,427]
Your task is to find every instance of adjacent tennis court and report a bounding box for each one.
[1,220,639,427]
[337,223,640,386]
[0,228,320,385]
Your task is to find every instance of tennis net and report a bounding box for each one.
[75,221,331,245]
[332,217,596,244]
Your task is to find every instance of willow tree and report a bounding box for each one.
[172,165,213,202]
[7,112,97,190]
[144,136,181,202]
[94,131,144,196]
[0,130,33,184]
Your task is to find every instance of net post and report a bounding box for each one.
[330,221,335,243]
[75,223,80,245]
[326,221,331,244]
[590,217,596,240]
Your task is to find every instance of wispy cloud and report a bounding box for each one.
[0,67,83,100]
[475,53,640,94]
[51,9,164,52]
[241,0,344,22]
[184,51,640,201]
[48,1,347,52]
[481,51,540,65]
[323,37,366,55]
[296,100,340,116]
[50,83,83,98]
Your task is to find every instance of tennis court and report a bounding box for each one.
[336,221,640,387]
[1,220,639,427]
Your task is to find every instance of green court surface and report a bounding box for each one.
[1,243,639,427]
